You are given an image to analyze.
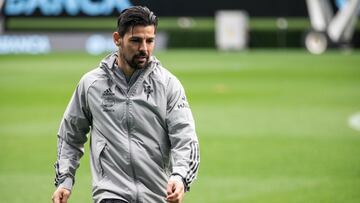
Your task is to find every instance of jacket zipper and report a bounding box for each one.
[126,95,139,203]
[126,71,149,203]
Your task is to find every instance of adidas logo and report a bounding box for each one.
[102,88,114,96]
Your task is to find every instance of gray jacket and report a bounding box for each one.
[54,52,200,203]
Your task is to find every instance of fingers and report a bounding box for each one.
[61,189,71,203]
[166,181,175,196]
[166,180,184,203]
[52,187,71,203]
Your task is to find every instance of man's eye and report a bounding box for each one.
[130,39,140,42]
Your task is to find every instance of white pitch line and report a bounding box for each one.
[348,112,360,132]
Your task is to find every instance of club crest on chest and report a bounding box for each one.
[143,82,153,101]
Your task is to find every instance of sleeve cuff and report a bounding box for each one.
[170,174,183,183]
[58,177,73,191]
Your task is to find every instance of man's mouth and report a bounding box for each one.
[136,55,147,63]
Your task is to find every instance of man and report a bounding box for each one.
[52,6,200,203]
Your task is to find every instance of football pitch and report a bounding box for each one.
[0,49,360,203]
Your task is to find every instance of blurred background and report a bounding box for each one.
[0,0,360,202]
[1,0,360,54]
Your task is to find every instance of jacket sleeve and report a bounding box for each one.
[166,76,200,191]
[54,77,92,191]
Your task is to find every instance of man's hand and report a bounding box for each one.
[52,187,71,203]
[166,176,185,203]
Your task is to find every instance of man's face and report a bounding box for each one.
[118,25,156,70]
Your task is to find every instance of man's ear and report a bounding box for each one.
[113,32,121,46]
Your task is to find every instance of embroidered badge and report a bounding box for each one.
[101,88,115,112]
[144,85,153,101]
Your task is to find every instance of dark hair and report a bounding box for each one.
[117,6,158,37]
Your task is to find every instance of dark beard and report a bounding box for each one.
[123,51,149,70]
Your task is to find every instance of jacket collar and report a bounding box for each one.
[99,51,160,94]
[100,51,159,75]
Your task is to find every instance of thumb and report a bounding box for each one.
[52,194,61,203]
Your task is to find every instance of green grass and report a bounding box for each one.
[1,49,360,203]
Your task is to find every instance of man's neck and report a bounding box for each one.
[117,55,135,77]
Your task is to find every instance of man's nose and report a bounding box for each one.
[139,40,147,52]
